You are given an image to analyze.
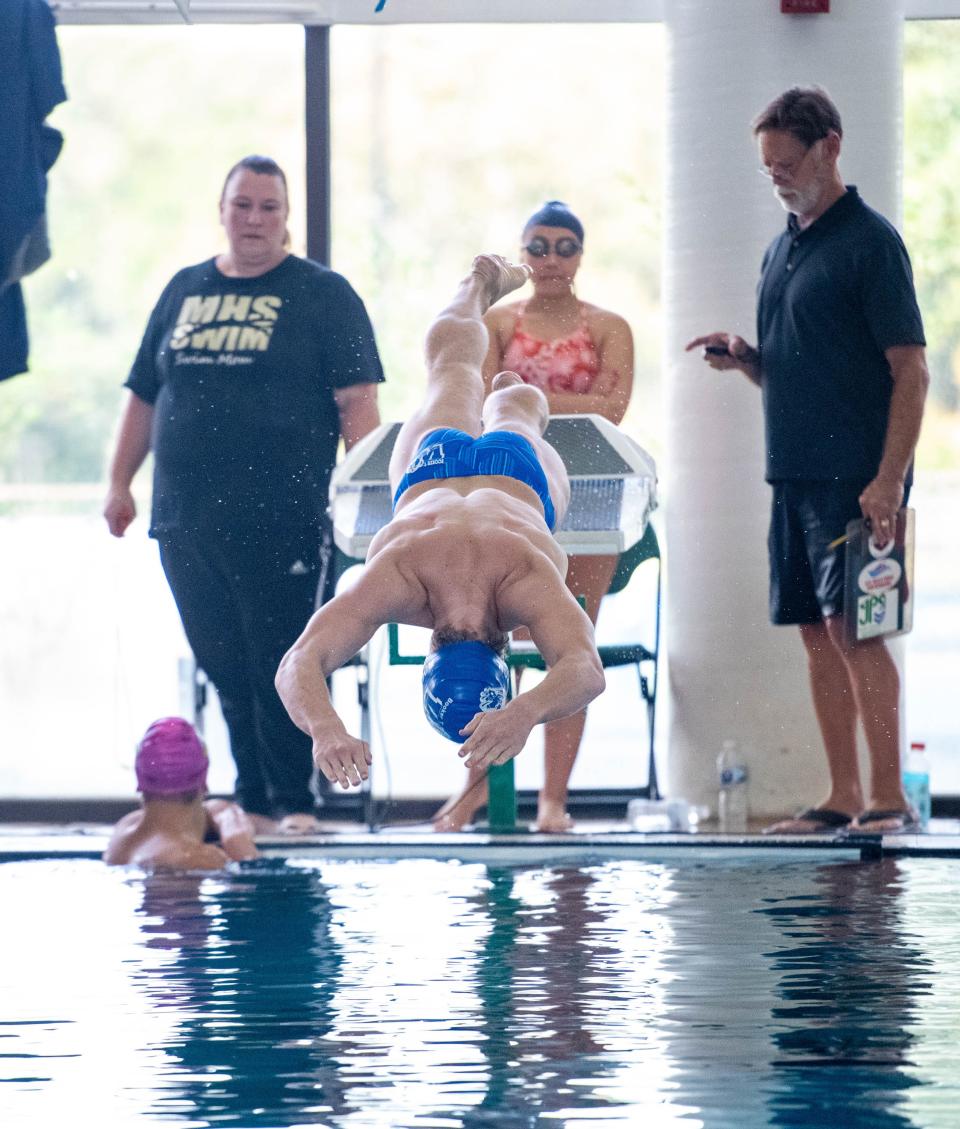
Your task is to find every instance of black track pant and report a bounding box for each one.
[158,523,327,818]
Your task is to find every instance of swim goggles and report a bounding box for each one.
[523,236,582,259]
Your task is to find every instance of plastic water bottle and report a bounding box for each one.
[626,798,673,832]
[627,798,702,833]
[717,740,749,833]
[902,741,931,830]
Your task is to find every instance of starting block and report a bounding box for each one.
[330,414,657,559]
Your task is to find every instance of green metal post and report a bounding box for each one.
[487,761,517,832]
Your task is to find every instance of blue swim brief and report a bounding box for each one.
[393,427,557,531]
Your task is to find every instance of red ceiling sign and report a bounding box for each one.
[781,0,829,12]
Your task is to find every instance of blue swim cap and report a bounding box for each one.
[523,200,584,245]
[422,641,510,743]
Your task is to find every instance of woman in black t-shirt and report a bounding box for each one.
[104,155,384,834]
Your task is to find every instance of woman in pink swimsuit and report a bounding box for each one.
[434,201,635,833]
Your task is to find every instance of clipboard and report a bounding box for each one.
[842,507,915,644]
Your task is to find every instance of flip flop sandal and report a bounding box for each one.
[851,808,921,834]
[762,807,853,835]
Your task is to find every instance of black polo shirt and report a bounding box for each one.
[756,187,925,482]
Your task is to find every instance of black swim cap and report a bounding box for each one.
[522,200,584,245]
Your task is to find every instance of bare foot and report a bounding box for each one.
[432,775,488,832]
[534,800,574,834]
[276,813,324,836]
[491,369,523,391]
[486,369,549,432]
[471,254,531,309]
[248,813,279,835]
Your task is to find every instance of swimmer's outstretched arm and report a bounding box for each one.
[459,582,605,772]
[276,560,415,789]
[204,799,258,860]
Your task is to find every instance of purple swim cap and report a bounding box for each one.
[135,717,208,795]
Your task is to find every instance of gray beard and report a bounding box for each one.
[773,169,827,218]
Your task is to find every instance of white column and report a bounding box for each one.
[663,0,906,815]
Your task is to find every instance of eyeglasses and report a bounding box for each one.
[523,236,582,259]
[757,137,823,181]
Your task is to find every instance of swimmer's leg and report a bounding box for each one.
[432,764,488,832]
[390,256,531,493]
[483,370,549,435]
[535,553,618,832]
[482,371,571,528]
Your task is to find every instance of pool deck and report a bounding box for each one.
[3,819,960,863]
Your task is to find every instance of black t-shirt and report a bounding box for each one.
[756,187,925,482]
[125,255,384,534]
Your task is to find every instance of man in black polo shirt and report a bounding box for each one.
[687,86,929,835]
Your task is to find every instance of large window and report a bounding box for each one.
[0,18,956,804]
[0,21,664,800]
[1,25,307,797]
[327,23,665,799]
[329,24,663,439]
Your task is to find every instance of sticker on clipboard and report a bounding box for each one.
[843,507,915,644]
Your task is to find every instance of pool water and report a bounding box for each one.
[1,854,959,1128]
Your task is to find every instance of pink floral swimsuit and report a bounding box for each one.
[501,303,602,394]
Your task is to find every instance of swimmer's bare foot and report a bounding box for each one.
[277,813,324,836]
[248,813,279,835]
[486,369,549,432]
[432,772,488,832]
[471,254,531,309]
[534,799,574,834]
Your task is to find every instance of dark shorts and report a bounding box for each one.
[768,479,913,624]
[393,427,556,531]
[768,480,859,624]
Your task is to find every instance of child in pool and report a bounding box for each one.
[104,717,258,869]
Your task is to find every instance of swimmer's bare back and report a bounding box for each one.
[103,817,228,869]
[369,487,567,585]
[357,501,569,649]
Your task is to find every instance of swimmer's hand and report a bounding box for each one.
[313,729,372,790]
[205,799,259,861]
[458,700,536,771]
